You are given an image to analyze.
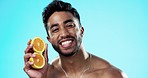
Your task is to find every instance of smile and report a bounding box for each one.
[59,39,74,48]
[61,40,72,46]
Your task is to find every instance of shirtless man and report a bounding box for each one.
[24,0,128,78]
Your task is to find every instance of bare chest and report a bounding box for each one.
[48,69,103,78]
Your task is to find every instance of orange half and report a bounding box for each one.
[31,37,45,53]
[29,53,45,69]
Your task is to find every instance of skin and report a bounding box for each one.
[24,11,127,78]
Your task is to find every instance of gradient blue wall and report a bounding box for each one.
[0,0,147,78]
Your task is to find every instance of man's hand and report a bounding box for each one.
[24,40,49,78]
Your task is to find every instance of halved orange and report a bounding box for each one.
[31,37,45,53]
[29,53,45,69]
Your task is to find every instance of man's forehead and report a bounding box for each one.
[47,12,76,23]
[47,18,78,27]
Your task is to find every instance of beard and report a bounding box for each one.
[52,36,82,57]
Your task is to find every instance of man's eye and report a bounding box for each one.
[66,23,75,28]
[51,28,59,33]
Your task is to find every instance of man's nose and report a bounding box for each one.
[59,28,70,38]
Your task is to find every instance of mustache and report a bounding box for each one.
[58,35,75,43]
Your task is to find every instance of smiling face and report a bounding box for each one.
[47,11,84,56]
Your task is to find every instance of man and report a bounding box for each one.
[24,0,128,78]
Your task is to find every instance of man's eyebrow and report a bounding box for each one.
[50,23,58,30]
[63,19,74,24]
[49,19,73,29]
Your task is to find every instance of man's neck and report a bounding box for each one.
[59,45,90,73]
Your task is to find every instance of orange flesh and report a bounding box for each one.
[33,38,45,52]
[33,53,44,66]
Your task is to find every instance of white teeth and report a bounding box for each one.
[61,40,72,45]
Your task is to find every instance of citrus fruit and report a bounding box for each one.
[29,53,45,69]
[31,37,45,53]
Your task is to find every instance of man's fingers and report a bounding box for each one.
[24,53,35,63]
[24,40,33,54]
[24,61,33,73]
[24,44,33,54]
[27,39,32,45]
[43,44,48,63]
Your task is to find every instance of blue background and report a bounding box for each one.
[0,0,147,78]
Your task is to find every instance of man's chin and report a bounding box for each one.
[52,44,77,57]
[59,51,76,57]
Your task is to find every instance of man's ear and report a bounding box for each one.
[47,36,51,43]
[80,27,84,37]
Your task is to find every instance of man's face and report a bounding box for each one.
[47,11,84,56]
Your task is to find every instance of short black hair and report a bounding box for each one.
[42,0,81,36]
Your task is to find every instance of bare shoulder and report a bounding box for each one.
[88,54,128,78]
[47,56,60,72]
[46,57,64,78]
[50,56,60,68]
[90,54,111,69]
[99,66,128,78]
